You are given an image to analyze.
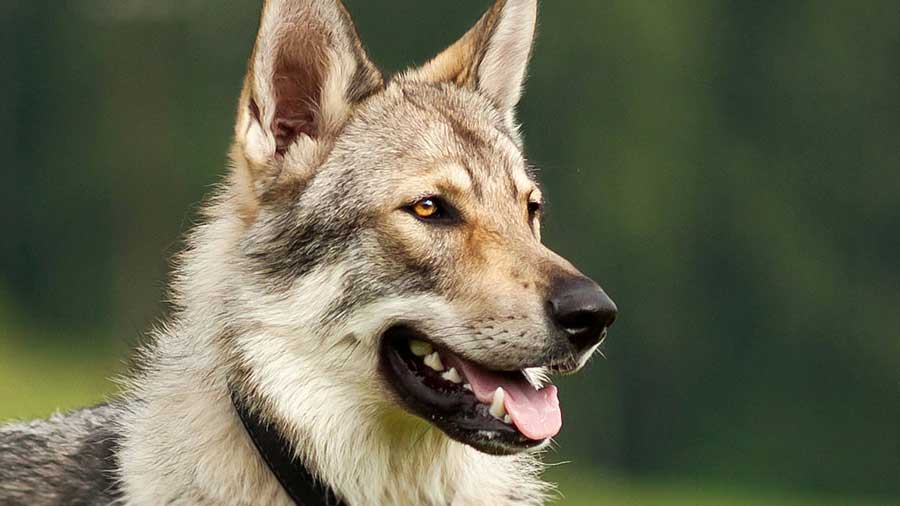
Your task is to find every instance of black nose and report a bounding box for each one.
[548,276,618,352]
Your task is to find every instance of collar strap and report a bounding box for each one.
[230,388,344,506]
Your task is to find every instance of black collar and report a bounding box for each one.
[230,389,344,506]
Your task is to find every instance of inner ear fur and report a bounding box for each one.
[233,0,382,196]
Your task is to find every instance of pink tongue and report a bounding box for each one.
[452,360,562,441]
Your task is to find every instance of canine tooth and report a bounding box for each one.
[489,387,506,419]
[409,339,433,357]
[463,383,472,392]
[424,352,444,371]
[503,414,512,424]
[441,367,462,384]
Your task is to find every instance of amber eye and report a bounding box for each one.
[412,198,439,219]
[406,196,459,224]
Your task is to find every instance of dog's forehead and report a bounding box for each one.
[350,82,536,198]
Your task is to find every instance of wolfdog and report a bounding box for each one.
[0,0,617,504]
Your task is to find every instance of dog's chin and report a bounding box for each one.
[378,325,562,456]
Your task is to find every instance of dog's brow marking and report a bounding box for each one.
[507,154,534,199]
[479,126,529,200]
[402,90,491,199]
[528,186,544,206]
[437,163,475,196]
[458,164,477,192]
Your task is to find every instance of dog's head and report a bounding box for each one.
[221,0,616,456]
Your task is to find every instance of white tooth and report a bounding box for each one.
[463,384,473,392]
[409,339,433,357]
[503,414,512,424]
[489,387,506,419]
[442,367,462,384]
[424,352,444,371]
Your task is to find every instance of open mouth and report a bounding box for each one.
[379,326,562,455]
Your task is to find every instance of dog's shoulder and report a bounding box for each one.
[0,403,125,505]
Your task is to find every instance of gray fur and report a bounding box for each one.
[0,404,123,505]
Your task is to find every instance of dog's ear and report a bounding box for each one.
[405,0,537,127]
[233,0,382,203]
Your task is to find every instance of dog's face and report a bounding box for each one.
[227,0,616,456]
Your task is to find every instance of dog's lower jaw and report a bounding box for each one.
[116,331,550,506]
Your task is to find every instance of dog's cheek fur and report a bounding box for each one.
[221,275,551,505]
[241,201,362,287]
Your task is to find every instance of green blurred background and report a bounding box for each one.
[1,1,897,504]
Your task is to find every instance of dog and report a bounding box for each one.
[0,0,617,504]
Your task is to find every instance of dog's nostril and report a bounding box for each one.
[556,308,600,332]
[548,276,618,352]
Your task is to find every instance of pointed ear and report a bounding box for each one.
[233,0,382,192]
[406,0,537,123]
